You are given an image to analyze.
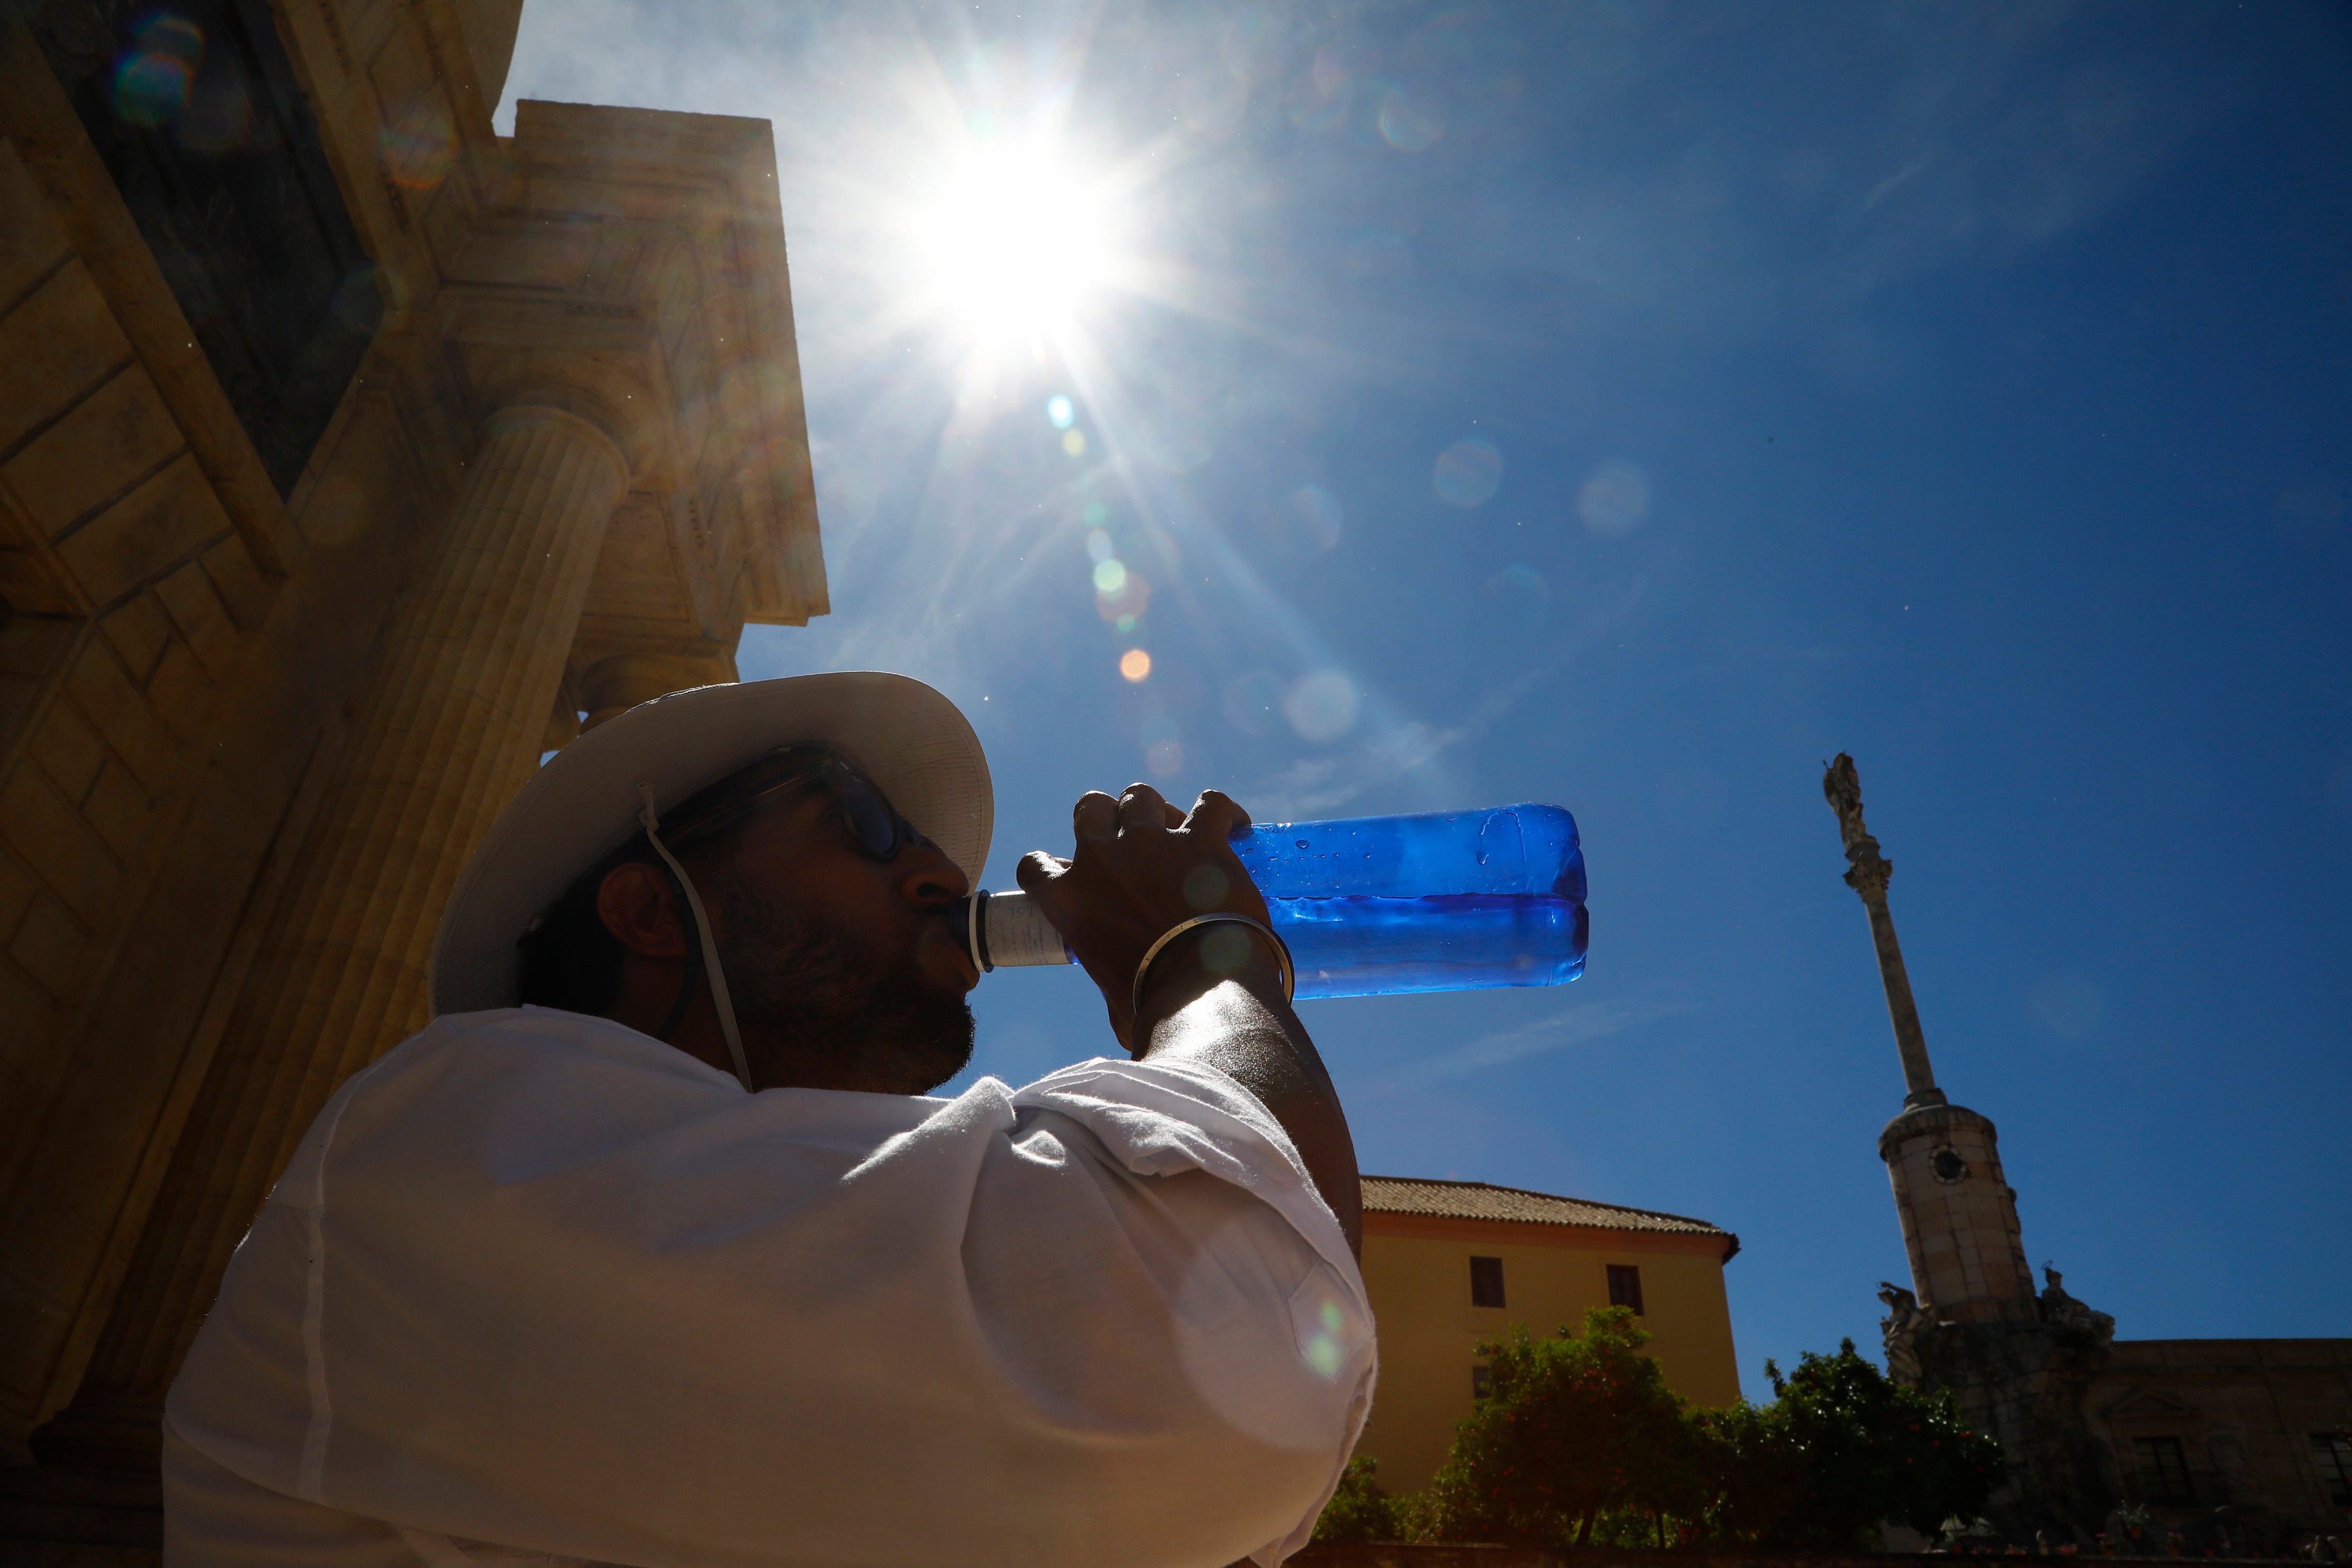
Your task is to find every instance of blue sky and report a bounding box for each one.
[503,2,2352,1389]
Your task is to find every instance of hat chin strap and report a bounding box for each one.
[638,783,754,1092]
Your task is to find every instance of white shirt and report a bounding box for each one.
[163,1008,1375,1568]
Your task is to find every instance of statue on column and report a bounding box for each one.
[1878,1280,1931,1385]
[2037,1264,2115,1342]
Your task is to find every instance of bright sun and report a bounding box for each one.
[915,136,1116,344]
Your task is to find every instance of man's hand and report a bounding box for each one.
[1018,784,1361,1255]
[1016,784,1270,1051]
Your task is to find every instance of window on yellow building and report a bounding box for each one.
[1469,1255,1506,1308]
[1607,1263,1644,1315]
[1472,1364,1493,1401]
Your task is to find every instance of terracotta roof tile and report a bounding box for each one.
[1361,1175,1731,1241]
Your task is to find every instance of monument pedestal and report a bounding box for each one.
[1917,1318,2119,1540]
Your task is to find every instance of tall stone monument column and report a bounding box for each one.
[1823,753,2036,1328]
[1825,755,2116,1538]
[34,399,632,1467]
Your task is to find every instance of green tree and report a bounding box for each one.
[1390,1317,2004,1552]
[1704,1340,2007,1549]
[1420,1307,1709,1550]
[1312,1456,1401,1543]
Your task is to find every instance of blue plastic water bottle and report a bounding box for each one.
[958,804,1587,1000]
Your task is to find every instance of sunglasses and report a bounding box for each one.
[661,745,930,863]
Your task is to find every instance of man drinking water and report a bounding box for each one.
[162,672,1372,1568]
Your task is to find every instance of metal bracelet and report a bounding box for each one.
[1130,913,1297,1022]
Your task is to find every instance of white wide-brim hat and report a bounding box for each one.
[429,672,991,1016]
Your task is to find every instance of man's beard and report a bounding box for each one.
[709,875,975,1094]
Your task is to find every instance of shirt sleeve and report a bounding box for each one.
[166,1013,1375,1568]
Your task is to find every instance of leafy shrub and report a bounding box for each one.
[1312,1456,1402,1542]
[1711,1340,2008,1549]
[1317,1312,2006,1551]
[1419,1307,1712,1550]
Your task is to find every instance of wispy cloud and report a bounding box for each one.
[1242,653,1564,820]
[1863,156,1933,210]
[1364,996,1694,1094]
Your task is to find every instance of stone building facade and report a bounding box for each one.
[1826,759,2351,1547]
[2088,1340,2352,1534]
[1,0,822,1550]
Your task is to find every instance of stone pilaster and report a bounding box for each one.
[32,403,629,1468]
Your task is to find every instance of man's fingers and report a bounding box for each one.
[1116,782,1171,830]
[1072,791,1119,844]
[1187,789,1253,842]
[1014,850,1069,893]
[1161,800,1187,829]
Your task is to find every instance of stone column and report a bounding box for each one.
[1822,754,2036,1328]
[1822,753,1945,1112]
[35,403,630,1467]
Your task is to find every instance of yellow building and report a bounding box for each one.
[1354,1175,1744,1493]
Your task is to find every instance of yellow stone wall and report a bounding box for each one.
[1353,1214,1743,1493]
[0,0,822,1462]
[0,23,327,1453]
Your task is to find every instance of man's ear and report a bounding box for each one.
[596,861,690,958]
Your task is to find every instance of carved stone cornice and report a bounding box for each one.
[497,99,825,631]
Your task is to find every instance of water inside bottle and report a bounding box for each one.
[1269,892,1588,1001]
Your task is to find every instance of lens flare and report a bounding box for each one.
[1378,85,1447,151]
[1085,528,1113,563]
[1578,459,1651,534]
[1284,670,1358,743]
[1292,44,1358,130]
[1301,1296,1351,1378]
[2026,975,2103,1041]
[1047,394,1074,429]
[1182,863,1230,909]
[113,15,203,129]
[1433,438,1503,507]
[1098,570,1150,622]
[1062,429,1087,456]
[1092,558,1127,594]
[379,108,455,191]
[1119,648,1152,682]
[1291,485,1344,550]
